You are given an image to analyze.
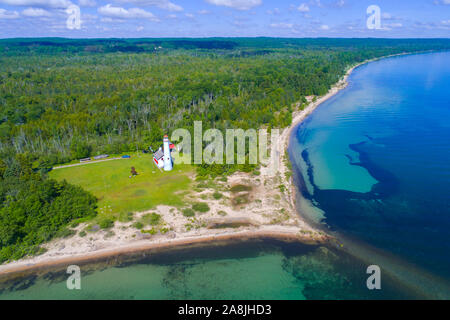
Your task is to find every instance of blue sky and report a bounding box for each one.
[0,0,449,38]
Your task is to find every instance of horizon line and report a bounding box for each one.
[1,36,450,41]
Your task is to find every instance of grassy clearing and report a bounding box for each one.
[50,154,193,220]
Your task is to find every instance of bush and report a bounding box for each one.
[119,212,134,223]
[79,231,87,237]
[104,230,115,238]
[182,208,195,217]
[141,228,157,235]
[86,224,100,232]
[56,228,76,239]
[140,213,161,226]
[70,221,80,228]
[230,184,252,192]
[192,202,210,213]
[36,247,47,256]
[213,191,223,200]
[232,194,249,206]
[99,218,114,229]
[133,222,144,229]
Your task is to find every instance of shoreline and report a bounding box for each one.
[0,51,422,279]
[279,54,389,223]
[281,51,427,226]
[284,50,450,300]
[0,226,328,278]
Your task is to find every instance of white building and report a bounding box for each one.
[152,135,174,171]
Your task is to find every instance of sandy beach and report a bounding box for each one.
[0,53,412,278]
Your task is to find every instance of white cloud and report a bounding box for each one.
[136,26,144,31]
[205,0,262,11]
[270,22,293,29]
[114,0,183,12]
[185,13,194,18]
[0,8,19,19]
[0,0,72,8]
[320,24,329,30]
[22,7,51,16]
[297,3,309,12]
[78,0,96,7]
[98,4,159,21]
[198,9,210,14]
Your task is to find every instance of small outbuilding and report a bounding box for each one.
[94,154,109,160]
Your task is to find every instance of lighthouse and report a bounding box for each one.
[163,135,173,171]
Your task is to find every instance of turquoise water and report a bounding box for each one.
[289,52,450,297]
[0,240,410,299]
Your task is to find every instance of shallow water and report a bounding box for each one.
[0,240,410,300]
[289,52,450,297]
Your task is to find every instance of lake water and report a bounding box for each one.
[289,52,450,298]
[0,240,410,300]
[1,52,449,300]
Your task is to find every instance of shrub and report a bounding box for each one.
[119,212,134,223]
[192,202,210,213]
[36,247,47,256]
[79,231,87,237]
[232,194,249,206]
[213,191,223,200]
[70,221,80,228]
[99,218,114,229]
[86,224,100,233]
[182,208,195,217]
[133,222,144,229]
[57,228,76,239]
[104,230,115,238]
[141,228,157,235]
[230,184,252,192]
[140,213,161,226]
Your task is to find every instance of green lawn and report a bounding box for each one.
[50,154,193,219]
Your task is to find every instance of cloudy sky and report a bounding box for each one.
[0,0,449,38]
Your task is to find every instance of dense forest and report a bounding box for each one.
[0,154,97,262]
[1,38,450,262]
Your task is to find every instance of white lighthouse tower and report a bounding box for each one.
[163,135,173,171]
